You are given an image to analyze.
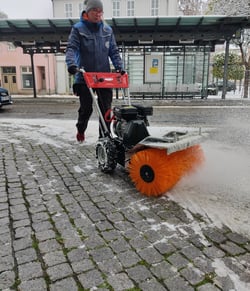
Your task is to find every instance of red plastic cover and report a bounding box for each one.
[83,72,129,88]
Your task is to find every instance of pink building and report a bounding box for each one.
[0,42,56,95]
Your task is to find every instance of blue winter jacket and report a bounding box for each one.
[65,11,123,84]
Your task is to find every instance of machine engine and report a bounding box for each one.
[112,104,153,148]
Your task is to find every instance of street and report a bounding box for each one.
[1,97,250,290]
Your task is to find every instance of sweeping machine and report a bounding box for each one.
[79,69,205,197]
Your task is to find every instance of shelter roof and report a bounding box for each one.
[0,15,249,48]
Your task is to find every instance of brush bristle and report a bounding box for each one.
[128,145,204,196]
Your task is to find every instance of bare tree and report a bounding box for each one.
[178,0,209,15]
[207,0,250,98]
[0,11,8,19]
[234,30,250,98]
[207,0,249,16]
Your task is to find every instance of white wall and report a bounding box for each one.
[52,0,178,18]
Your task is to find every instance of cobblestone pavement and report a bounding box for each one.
[0,120,250,291]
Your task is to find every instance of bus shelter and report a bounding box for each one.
[0,15,249,98]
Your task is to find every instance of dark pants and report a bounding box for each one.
[73,83,112,137]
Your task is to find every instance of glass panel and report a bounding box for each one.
[22,74,33,89]
[2,67,16,73]
[128,54,144,85]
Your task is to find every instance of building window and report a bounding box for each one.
[79,2,84,15]
[127,0,135,16]
[21,67,33,89]
[151,0,159,16]
[2,67,16,74]
[113,0,120,17]
[65,3,73,18]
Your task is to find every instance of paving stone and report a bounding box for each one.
[226,232,249,245]
[107,272,135,291]
[0,270,15,290]
[180,245,203,260]
[213,275,235,290]
[90,246,115,263]
[193,257,215,274]
[35,229,56,242]
[204,229,227,244]
[203,245,225,259]
[16,247,37,265]
[169,237,191,250]
[84,234,106,249]
[47,263,73,282]
[78,269,104,289]
[97,257,123,275]
[32,221,53,232]
[244,243,250,252]
[143,229,162,243]
[167,252,189,269]
[138,246,163,264]
[129,235,151,249]
[109,237,131,254]
[238,253,250,268]
[117,249,141,268]
[197,283,221,290]
[150,261,178,280]
[0,255,14,272]
[18,278,47,291]
[102,229,121,242]
[220,241,246,256]
[71,259,95,274]
[43,250,67,267]
[14,226,32,239]
[96,220,114,231]
[126,264,153,283]
[222,256,246,276]
[67,247,89,263]
[139,279,168,291]
[180,266,205,285]
[49,277,78,291]
[0,244,12,257]
[154,241,176,255]
[107,212,124,222]
[38,238,62,254]
[164,275,194,291]
[18,261,43,281]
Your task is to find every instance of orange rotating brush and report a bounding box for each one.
[128,145,204,197]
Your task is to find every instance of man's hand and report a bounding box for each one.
[117,68,126,75]
[68,65,78,75]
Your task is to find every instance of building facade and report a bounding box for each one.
[52,0,182,95]
[52,0,178,18]
[0,42,56,95]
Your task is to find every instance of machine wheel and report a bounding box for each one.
[128,146,204,197]
[96,139,117,173]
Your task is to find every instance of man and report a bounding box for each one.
[65,0,124,142]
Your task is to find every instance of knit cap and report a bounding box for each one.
[84,0,103,12]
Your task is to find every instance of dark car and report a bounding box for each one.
[217,81,236,91]
[0,87,13,108]
[206,83,218,95]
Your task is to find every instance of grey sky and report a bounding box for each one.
[0,0,53,19]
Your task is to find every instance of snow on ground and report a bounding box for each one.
[1,117,250,239]
[169,139,250,238]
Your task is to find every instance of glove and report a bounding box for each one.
[117,68,126,75]
[68,65,78,75]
